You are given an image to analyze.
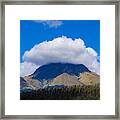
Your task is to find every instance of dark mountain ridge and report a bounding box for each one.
[31,63,90,80]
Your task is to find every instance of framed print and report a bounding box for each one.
[0,0,119,119]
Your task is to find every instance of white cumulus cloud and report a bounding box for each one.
[21,36,100,76]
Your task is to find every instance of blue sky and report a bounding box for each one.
[20,20,100,76]
[20,20,100,62]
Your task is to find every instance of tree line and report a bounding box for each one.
[20,84,100,100]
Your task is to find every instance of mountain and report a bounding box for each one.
[20,77,27,89]
[50,73,83,86]
[23,76,43,90]
[20,63,100,91]
[78,72,100,85]
[31,63,90,80]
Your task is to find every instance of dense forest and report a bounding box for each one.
[20,84,100,100]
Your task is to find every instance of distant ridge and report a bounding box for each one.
[51,73,83,86]
[78,72,100,85]
[20,77,27,89]
[31,63,90,80]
